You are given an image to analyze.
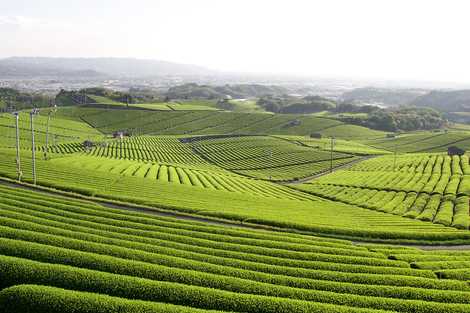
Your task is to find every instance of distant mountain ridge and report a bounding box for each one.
[410,90,470,112]
[165,83,294,99]
[341,87,427,106]
[0,57,215,78]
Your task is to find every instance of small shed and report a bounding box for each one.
[448,146,465,156]
[290,119,301,126]
[113,131,130,139]
[310,133,322,139]
[82,140,95,150]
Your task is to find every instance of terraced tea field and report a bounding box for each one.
[294,154,470,229]
[0,111,101,150]
[362,131,470,153]
[87,135,208,165]
[279,135,390,155]
[4,184,470,312]
[189,135,360,180]
[2,146,466,243]
[57,107,385,138]
[88,95,219,111]
[50,154,305,199]
[4,105,470,312]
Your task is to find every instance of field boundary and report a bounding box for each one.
[282,155,374,184]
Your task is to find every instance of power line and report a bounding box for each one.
[330,136,335,173]
[44,103,57,160]
[12,111,22,181]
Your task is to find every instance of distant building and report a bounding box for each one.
[113,131,130,138]
[290,119,301,126]
[283,119,301,128]
[448,146,465,156]
[310,133,322,139]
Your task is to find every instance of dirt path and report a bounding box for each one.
[0,178,301,233]
[397,244,470,251]
[3,178,470,250]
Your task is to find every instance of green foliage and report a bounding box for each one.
[452,196,470,229]
[0,285,223,313]
[0,110,102,151]
[0,88,52,110]
[2,182,470,312]
[189,135,358,180]
[257,95,336,114]
[295,153,470,230]
[349,107,447,132]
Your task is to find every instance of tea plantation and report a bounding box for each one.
[2,106,470,312]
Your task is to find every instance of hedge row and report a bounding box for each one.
[436,269,470,281]
[0,183,350,246]
[461,156,470,175]
[434,197,454,226]
[0,232,449,294]
[1,207,405,269]
[0,255,399,313]
[0,196,383,259]
[452,196,470,229]
[391,254,470,263]
[3,255,470,313]
[0,285,220,313]
[403,193,429,218]
[0,218,430,280]
[412,261,470,271]
[0,213,407,276]
[416,194,441,222]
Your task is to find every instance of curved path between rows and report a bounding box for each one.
[2,178,470,250]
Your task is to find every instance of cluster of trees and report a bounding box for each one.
[258,96,446,132]
[0,88,52,111]
[81,88,133,103]
[56,88,163,106]
[335,102,378,114]
[342,107,446,131]
[257,95,336,113]
[55,88,132,106]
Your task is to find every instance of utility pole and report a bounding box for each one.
[13,112,22,181]
[330,137,335,173]
[44,104,57,160]
[30,108,40,185]
[267,149,272,181]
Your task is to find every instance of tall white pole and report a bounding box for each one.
[14,112,22,181]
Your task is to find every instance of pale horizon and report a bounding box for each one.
[1,0,469,85]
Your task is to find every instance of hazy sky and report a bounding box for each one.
[0,0,469,83]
